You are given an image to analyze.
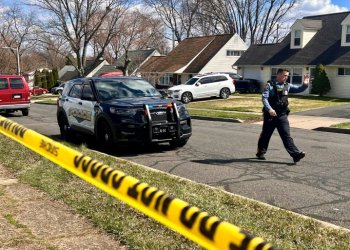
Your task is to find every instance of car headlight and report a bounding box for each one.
[173,90,181,93]
[110,107,137,116]
[176,103,189,117]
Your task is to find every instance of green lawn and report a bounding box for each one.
[186,94,350,123]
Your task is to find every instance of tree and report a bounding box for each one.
[34,70,42,87]
[0,5,39,74]
[311,64,331,96]
[199,0,296,44]
[143,0,202,44]
[41,69,48,88]
[46,70,54,89]
[101,9,169,65]
[52,68,59,85]
[32,0,129,76]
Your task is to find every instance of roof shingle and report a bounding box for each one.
[139,34,234,74]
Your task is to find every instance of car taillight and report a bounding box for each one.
[232,79,236,86]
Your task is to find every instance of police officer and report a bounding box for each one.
[256,68,310,163]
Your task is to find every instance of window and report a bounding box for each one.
[69,84,82,98]
[346,25,350,43]
[294,30,301,46]
[9,78,24,89]
[0,79,8,90]
[81,84,94,100]
[310,67,316,81]
[271,67,303,84]
[226,50,244,56]
[212,75,228,82]
[338,68,350,75]
[160,74,172,85]
[199,77,212,84]
[292,68,302,84]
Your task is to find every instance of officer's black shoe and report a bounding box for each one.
[256,152,266,160]
[293,151,306,163]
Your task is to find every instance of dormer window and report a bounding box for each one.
[341,14,350,46]
[290,19,321,49]
[294,30,301,46]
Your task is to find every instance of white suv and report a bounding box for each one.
[167,73,235,103]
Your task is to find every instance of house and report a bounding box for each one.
[115,48,160,76]
[139,34,248,86]
[235,11,350,97]
[59,58,109,82]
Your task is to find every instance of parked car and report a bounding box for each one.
[56,76,192,149]
[51,82,65,95]
[167,73,235,103]
[30,86,49,95]
[0,75,30,116]
[228,73,261,93]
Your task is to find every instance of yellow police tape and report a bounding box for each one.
[0,116,275,250]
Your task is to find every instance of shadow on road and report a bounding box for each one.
[192,158,295,166]
[48,133,177,157]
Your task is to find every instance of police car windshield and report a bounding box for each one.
[94,79,161,101]
[184,77,199,85]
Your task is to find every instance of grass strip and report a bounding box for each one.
[1,135,350,249]
[186,95,350,114]
[188,108,262,123]
[331,122,350,129]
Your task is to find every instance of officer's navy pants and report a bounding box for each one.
[257,113,300,157]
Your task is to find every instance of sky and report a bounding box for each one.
[292,0,350,17]
[1,0,350,16]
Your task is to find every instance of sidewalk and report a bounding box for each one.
[254,114,350,130]
[0,164,127,250]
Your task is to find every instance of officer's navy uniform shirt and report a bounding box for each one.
[262,81,308,113]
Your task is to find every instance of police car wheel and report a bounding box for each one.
[58,114,70,141]
[220,88,230,99]
[97,121,114,149]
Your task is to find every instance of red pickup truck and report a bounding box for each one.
[0,75,31,116]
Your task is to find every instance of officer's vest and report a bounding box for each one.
[268,81,290,116]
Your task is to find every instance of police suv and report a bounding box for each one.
[56,76,192,149]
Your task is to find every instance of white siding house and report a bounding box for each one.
[139,34,248,86]
[200,34,247,73]
[235,11,350,98]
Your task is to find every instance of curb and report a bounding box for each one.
[191,115,243,123]
[313,127,350,134]
[192,116,350,135]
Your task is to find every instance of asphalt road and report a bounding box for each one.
[4,103,350,229]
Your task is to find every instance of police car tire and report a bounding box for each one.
[97,120,114,150]
[58,114,71,141]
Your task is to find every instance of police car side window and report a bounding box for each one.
[81,84,94,100]
[69,84,83,98]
